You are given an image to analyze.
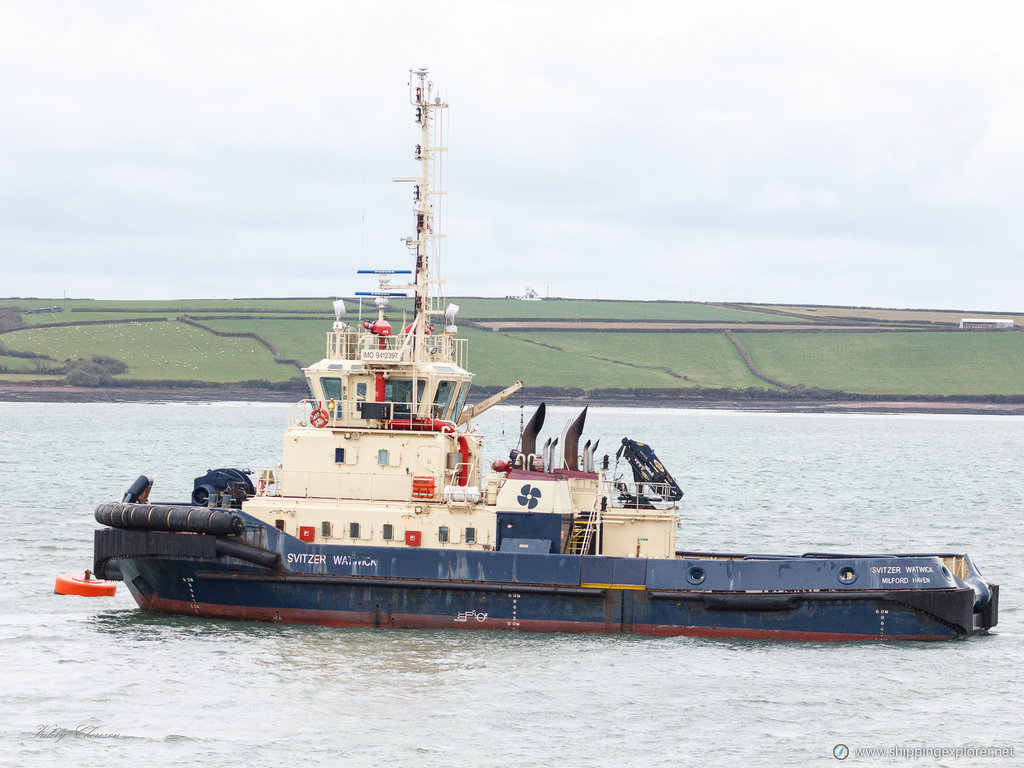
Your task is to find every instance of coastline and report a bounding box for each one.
[0,384,299,404]
[3,383,1023,415]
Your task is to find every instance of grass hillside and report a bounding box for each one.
[429,298,810,323]
[502,331,768,390]
[3,321,296,382]
[739,332,1024,396]
[1,296,1022,401]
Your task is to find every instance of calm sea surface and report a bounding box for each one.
[2,401,1021,766]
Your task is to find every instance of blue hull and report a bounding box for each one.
[95,518,998,641]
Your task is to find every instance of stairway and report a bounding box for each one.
[566,510,598,555]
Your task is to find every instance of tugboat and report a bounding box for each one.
[92,70,998,640]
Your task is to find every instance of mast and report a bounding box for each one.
[393,68,448,353]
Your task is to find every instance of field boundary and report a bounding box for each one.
[500,331,689,381]
[724,330,791,389]
[0,317,168,335]
[177,316,306,371]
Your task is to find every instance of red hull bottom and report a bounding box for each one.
[133,593,952,642]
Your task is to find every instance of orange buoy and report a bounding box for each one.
[54,570,117,597]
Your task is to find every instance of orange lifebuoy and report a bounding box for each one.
[54,572,117,597]
[310,406,329,428]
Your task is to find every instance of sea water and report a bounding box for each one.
[1,401,1021,766]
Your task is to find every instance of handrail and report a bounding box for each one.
[446,461,477,488]
[607,478,678,509]
[289,399,451,428]
[326,329,467,368]
[566,492,603,555]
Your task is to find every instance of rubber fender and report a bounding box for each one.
[95,502,244,536]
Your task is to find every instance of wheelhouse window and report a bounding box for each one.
[322,377,343,414]
[384,379,426,416]
[433,380,459,420]
[451,382,472,422]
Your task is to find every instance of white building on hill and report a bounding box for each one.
[959,318,1014,330]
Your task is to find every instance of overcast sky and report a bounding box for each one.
[1,1,1022,310]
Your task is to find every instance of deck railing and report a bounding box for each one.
[326,329,466,369]
[607,479,679,509]
[290,398,461,427]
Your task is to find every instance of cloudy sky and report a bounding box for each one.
[1,1,1021,310]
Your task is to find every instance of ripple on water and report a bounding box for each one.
[3,403,1022,767]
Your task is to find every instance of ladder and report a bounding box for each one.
[565,496,602,555]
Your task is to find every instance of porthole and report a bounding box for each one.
[839,567,857,585]
[686,566,706,585]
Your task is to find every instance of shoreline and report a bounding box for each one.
[2,384,1024,415]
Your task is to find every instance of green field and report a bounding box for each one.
[0,372,63,382]
[505,331,768,389]
[2,297,1023,398]
[0,296,811,324]
[15,313,178,326]
[0,298,336,313]
[0,353,51,372]
[456,328,686,388]
[198,317,330,368]
[740,332,1024,395]
[745,304,1024,327]
[2,321,296,382]
[439,298,809,322]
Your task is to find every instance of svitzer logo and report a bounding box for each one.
[517,485,542,509]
